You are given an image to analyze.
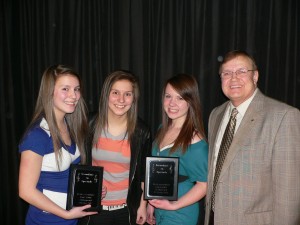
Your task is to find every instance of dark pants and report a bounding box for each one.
[197,197,205,225]
[78,207,130,225]
[208,210,214,225]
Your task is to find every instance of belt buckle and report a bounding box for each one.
[103,203,127,211]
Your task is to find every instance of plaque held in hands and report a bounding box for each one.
[67,164,103,212]
[144,157,179,200]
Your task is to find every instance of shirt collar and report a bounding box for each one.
[228,88,258,118]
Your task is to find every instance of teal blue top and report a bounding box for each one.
[152,140,208,225]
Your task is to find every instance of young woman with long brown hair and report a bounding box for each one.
[147,74,208,225]
[19,65,96,225]
[79,70,151,225]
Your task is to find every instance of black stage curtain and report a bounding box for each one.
[1,0,299,224]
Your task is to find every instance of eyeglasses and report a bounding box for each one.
[220,68,255,79]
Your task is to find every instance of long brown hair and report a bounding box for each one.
[156,74,206,154]
[22,65,88,167]
[92,70,139,146]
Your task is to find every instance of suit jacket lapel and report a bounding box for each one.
[207,103,228,198]
[218,90,265,180]
[210,105,227,157]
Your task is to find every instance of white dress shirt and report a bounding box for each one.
[212,89,258,178]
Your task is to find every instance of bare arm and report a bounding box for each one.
[149,181,207,210]
[19,150,97,219]
[146,203,156,224]
[136,182,148,224]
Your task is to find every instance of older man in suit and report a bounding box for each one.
[205,50,300,225]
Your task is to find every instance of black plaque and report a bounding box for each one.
[67,164,103,212]
[144,157,179,200]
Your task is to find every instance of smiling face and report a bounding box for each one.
[53,74,81,120]
[220,56,259,106]
[163,84,189,125]
[108,79,134,118]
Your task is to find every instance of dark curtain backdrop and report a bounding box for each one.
[1,0,299,224]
